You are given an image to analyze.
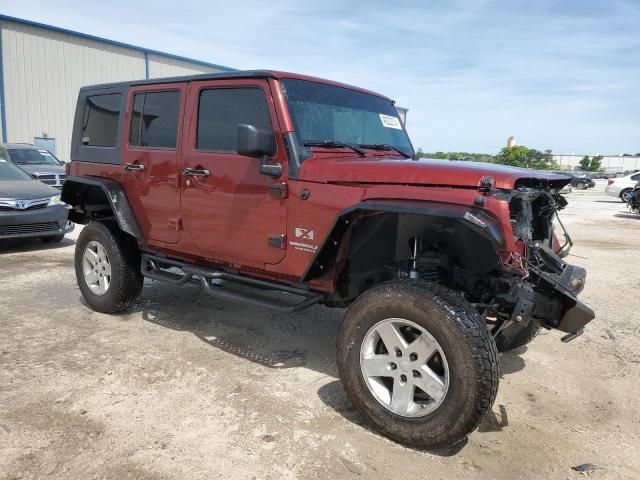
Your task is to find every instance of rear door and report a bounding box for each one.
[180,79,287,265]
[121,83,187,244]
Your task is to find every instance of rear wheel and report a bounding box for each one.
[337,281,499,449]
[576,181,586,190]
[621,189,633,203]
[75,221,143,313]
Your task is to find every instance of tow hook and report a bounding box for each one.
[561,329,584,343]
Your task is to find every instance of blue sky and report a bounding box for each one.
[2,0,639,154]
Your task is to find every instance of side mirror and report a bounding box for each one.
[237,124,276,158]
[236,124,281,178]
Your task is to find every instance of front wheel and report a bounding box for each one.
[75,221,143,313]
[576,181,586,190]
[337,281,499,449]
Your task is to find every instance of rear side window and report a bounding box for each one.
[197,88,272,152]
[82,94,122,147]
[631,173,640,181]
[129,91,180,148]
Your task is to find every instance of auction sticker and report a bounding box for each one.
[379,114,402,129]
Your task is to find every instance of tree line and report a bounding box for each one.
[416,147,613,171]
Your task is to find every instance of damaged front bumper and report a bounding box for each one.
[504,258,595,340]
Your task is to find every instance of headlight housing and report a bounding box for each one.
[48,195,64,206]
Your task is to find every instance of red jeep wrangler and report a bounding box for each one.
[62,70,594,449]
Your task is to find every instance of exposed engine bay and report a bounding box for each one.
[361,188,594,350]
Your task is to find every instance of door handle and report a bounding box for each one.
[123,163,145,171]
[183,167,210,177]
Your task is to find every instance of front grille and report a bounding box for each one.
[0,203,47,212]
[0,222,60,236]
[34,173,66,187]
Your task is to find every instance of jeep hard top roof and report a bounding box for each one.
[79,70,393,102]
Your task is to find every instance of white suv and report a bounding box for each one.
[605,172,640,202]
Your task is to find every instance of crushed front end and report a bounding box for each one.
[492,184,595,347]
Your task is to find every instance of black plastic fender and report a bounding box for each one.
[61,176,144,243]
[302,199,505,282]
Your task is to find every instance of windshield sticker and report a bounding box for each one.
[379,114,402,130]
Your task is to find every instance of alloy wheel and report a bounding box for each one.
[82,240,111,296]
[360,318,449,417]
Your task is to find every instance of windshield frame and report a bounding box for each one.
[280,78,414,160]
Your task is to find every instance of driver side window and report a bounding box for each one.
[196,88,272,152]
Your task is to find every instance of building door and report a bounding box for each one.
[120,83,187,244]
[180,80,287,266]
[34,137,56,155]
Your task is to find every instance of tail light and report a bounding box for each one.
[608,179,615,185]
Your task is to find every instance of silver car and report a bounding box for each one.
[1,143,66,189]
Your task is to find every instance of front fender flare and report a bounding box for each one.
[302,199,504,282]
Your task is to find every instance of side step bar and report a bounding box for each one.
[141,253,323,313]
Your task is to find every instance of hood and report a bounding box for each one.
[299,157,570,190]
[0,180,60,200]
[17,164,65,175]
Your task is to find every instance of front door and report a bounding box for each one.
[121,83,187,244]
[180,80,287,266]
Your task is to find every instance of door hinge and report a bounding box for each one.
[168,218,183,231]
[268,182,288,199]
[268,234,287,249]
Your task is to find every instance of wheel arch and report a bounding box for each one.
[303,200,505,297]
[61,176,143,243]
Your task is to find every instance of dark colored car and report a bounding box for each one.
[61,70,593,450]
[551,171,595,190]
[2,143,66,189]
[0,154,73,243]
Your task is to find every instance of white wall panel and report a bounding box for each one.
[0,19,231,161]
[148,54,225,79]
[1,20,146,161]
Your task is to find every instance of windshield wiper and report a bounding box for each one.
[303,140,365,156]
[358,143,413,159]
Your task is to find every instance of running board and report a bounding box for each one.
[141,253,323,313]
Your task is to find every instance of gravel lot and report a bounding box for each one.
[1,180,639,479]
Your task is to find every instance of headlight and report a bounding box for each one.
[48,195,63,206]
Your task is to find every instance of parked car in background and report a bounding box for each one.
[605,171,640,202]
[551,171,595,190]
[0,153,73,243]
[1,143,66,189]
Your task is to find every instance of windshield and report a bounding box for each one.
[281,79,413,156]
[0,159,32,181]
[7,148,61,165]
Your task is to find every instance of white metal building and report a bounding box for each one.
[552,154,640,173]
[0,14,233,161]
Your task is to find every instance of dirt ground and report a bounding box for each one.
[1,180,639,480]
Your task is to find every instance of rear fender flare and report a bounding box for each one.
[61,176,143,242]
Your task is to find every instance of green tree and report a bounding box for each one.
[578,155,603,171]
[590,155,603,171]
[579,155,591,170]
[494,146,557,170]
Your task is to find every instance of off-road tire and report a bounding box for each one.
[337,280,499,449]
[620,188,632,203]
[42,234,64,243]
[75,221,143,313]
